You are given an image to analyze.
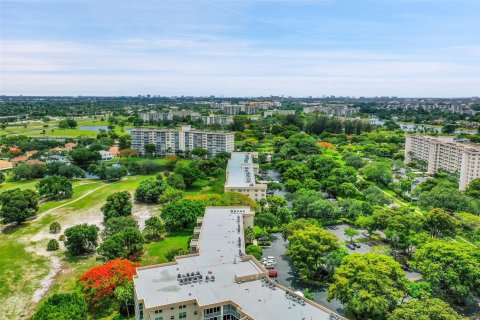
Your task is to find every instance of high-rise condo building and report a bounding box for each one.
[131,125,234,156]
[404,135,480,190]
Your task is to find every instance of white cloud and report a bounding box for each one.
[1,39,479,97]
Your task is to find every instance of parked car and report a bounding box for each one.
[353,242,361,248]
[267,256,275,260]
[346,243,356,250]
[265,263,275,269]
[269,269,278,277]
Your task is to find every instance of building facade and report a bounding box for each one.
[221,105,260,115]
[303,104,359,117]
[405,135,480,190]
[224,152,267,201]
[263,109,296,117]
[133,206,341,320]
[131,125,234,156]
[191,114,234,126]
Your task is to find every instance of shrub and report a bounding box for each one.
[49,222,61,234]
[47,239,60,251]
[245,245,263,260]
[31,292,88,320]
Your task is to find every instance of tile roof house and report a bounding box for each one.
[0,160,14,171]
[64,142,77,150]
[26,159,46,166]
[108,146,119,156]
[10,155,28,164]
[25,150,39,158]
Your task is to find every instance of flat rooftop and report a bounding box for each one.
[225,152,264,188]
[134,207,335,319]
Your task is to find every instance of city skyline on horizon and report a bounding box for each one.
[1,0,480,97]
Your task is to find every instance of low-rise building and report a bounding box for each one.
[224,152,267,201]
[131,125,234,157]
[263,109,296,117]
[99,150,114,161]
[192,114,234,126]
[0,160,14,171]
[303,105,359,117]
[222,105,260,115]
[133,206,340,320]
[405,135,480,190]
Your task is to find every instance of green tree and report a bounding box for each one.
[412,239,480,303]
[161,199,206,230]
[0,188,38,224]
[328,253,409,319]
[70,148,101,167]
[191,147,209,158]
[37,175,73,200]
[363,162,393,186]
[49,222,61,234]
[305,199,340,221]
[144,143,156,156]
[442,123,457,134]
[101,191,132,221]
[12,163,46,180]
[245,244,263,260]
[255,213,281,229]
[103,216,138,238]
[290,189,321,216]
[166,173,186,190]
[174,161,203,187]
[134,179,167,204]
[363,186,392,206]
[344,227,359,244]
[98,227,144,260]
[47,239,60,251]
[158,188,185,204]
[388,298,464,320]
[64,224,99,255]
[31,292,88,320]
[143,216,166,241]
[266,196,287,215]
[419,186,476,213]
[287,225,341,279]
[423,208,457,238]
[465,177,480,199]
[114,282,134,317]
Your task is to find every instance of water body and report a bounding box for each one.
[371,118,476,134]
[262,233,347,316]
[79,125,109,132]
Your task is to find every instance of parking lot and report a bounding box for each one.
[323,224,374,254]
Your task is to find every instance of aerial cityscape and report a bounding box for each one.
[1,1,480,320]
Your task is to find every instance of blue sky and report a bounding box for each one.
[1,0,479,97]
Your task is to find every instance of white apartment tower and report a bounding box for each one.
[224,152,267,201]
[131,125,234,156]
[405,135,480,190]
[133,206,341,320]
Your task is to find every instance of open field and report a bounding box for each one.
[0,174,158,319]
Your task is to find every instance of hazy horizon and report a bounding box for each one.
[1,0,480,97]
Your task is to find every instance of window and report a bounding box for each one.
[179,312,187,319]
[170,316,175,320]
[155,317,163,320]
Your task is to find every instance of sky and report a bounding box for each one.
[1,0,480,97]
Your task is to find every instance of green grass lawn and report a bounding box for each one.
[142,230,191,265]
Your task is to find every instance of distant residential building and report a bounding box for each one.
[108,146,119,156]
[0,160,14,171]
[224,152,267,201]
[263,109,295,117]
[46,155,70,164]
[64,142,77,150]
[133,206,339,320]
[25,150,39,158]
[222,105,260,115]
[139,110,200,123]
[303,105,359,117]
[99,150,114,161]
[25,159,45,166]
[131,125,234,157]
[10,155,28,164]
[192,114,234,126]
[405,135,480,190]
[139,111,172,122]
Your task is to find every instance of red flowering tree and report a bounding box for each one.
[79,259,139,306]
